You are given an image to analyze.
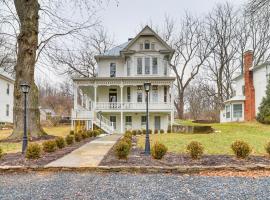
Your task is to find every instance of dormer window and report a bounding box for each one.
[139,43,143,50]
[151,43,155,50]
[144,40,150,50]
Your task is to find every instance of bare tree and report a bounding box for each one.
[168,13,213,119]
[249,0,270,13]
[204,3,239,109]
[0,0,106,139]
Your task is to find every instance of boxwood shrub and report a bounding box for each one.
[65,134,74,145]
[43,140,57,153]
[187,141,204,159]
[55,137,66,149]
[26,143,42,159]
[114,140,130,159]
[151,142,168,159]
[266,142,270,156]
[231,140,252,159]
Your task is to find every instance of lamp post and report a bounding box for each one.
[20,82,30,155]
[144,82,151,155]
[98,111,102,133]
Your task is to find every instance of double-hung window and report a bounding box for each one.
[141,116,146,126]
[152,85,158,102]
[144,40,150,49]
[137,85,143,102]
[110,63,116,77]
[233,104,243,118]
[225,105,230,119]
[164,60,168,76]
[7,83,10,95]
[145,57,150,74]
[125,116,132,126]
[6,104,9,117]
[127,59,131,76]
[127,87,131,102]
[137,58,143,75]
[152,57,158,74]
[164,86,167,103]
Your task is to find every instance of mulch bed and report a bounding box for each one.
[0,137,95,167]
[100,137,270,167]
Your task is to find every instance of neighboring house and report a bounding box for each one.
[71,26,175,134]
[39,107,56,121]
[0,72,14,124]
[220,50,269,122]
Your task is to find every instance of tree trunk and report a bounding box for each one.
[176,92,184,119]
[10,0,45,139]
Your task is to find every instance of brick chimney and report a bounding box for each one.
[244,50,256,121]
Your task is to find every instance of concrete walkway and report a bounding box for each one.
[46,134,121,167]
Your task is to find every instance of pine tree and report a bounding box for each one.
[257,78,270,124]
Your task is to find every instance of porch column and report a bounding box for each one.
[170,83,174,131]
[74,83,78,110]
[120,85,124,134]
[94,85,97,110]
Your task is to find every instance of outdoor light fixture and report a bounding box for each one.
[144,82,151,155]
[20,82,30,155]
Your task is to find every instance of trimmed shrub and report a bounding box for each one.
[0,147,3,159]
[187,141,204,159]
[92,130,99,137]
[26,143,42,159]
[125,130,132,135]
[266,142,270,156]
[81,131,88,139]
[154,129,158,134]
[131,130,137,136]
[167,127,172,133]
[55,137,66,149]
[231,140,252,159]
[74,132,82,142]
[86,130,93,137]
[43,140,57,153]
[149,129,153,134]
[124,131,132,139]
[65,135,74,145]
[137,130,142,135]
[122,137,132,148]
[151,142,168,159]
[114,141,130,159]
[142,129,146,135]
[160,129,165,134]
[69,130,74,135]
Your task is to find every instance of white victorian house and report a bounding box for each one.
[71,26,175,134]
[0,71,14,124]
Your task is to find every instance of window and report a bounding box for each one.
[145,57,150,74]
[6,104,9,117]
[110,116,116,129]
[164,86,167,102]
[137,85,142,90]
[7,83,10,95]
[233,104,243,118]
[125,116,132,126]
[139,43,143,50]
[152,57,158,74]
[164,60,168,75]
[127,87,131,102]
[242,85,245,96]
[141,116,147,126]
[151,43,155,50]
[144,40,150,49]
[137,92,143,102]
[110,63,116,77]
[127,59,131,76]
[225,105,230,119]
[137,58,143,75]
[152,85,158,102]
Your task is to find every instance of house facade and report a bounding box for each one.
[71,26,175,134]
[220,50,269,122]
[0,72,14,124]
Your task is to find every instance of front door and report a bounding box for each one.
[109,92,117,109]
[154,116,161,130]
[110,116,116,130]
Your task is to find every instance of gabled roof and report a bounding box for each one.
[95,25,174,60]
[122,25,174,53]
[0,70,14,83]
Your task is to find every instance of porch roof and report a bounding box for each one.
[73,76,175,86]
[224,95,245,103]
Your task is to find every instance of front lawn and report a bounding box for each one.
[0,126,70,153]
[137,122,270,155]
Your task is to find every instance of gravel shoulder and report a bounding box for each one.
[0,171,269,200]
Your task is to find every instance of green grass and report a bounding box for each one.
[0,126,70,154]
[137,121,270,155]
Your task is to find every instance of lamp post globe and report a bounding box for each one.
[20,82,30,155]
[144,82,151,155]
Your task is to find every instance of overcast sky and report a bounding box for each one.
[99,0,247,44]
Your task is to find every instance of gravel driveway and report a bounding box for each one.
[0,172,269,200]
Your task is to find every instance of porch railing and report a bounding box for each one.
[95,102,172,110]
[71,109,93,119]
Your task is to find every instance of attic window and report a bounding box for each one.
[144,40,150,49]
[139,43,143,50]
[151,43,155,50]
